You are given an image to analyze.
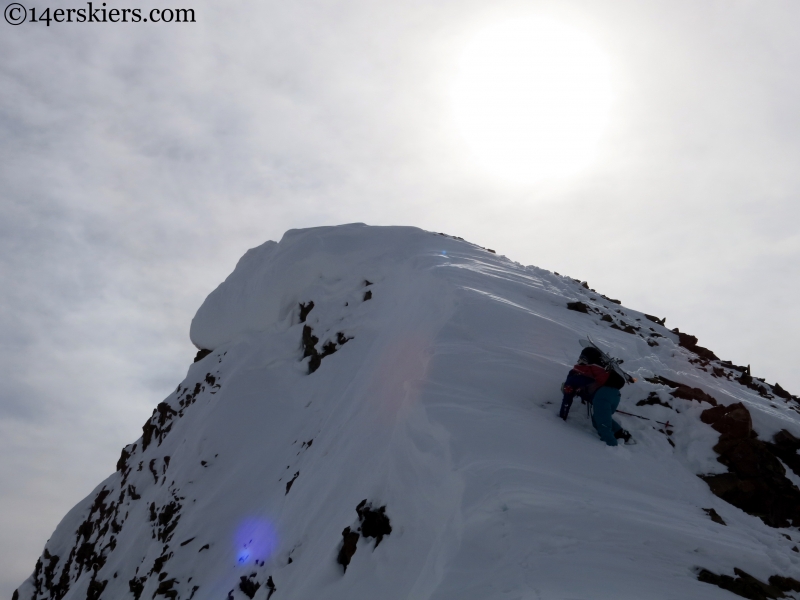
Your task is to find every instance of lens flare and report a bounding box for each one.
[234,518,278,566]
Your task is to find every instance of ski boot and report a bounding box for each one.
[614,429,635,444]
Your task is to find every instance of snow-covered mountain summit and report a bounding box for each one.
[16,224,800,600]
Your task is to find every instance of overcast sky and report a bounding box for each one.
[2,0,799,594]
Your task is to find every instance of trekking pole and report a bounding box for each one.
[616,410,672,428]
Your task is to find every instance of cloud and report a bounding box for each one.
[2,0,800,594]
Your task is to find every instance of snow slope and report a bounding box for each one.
[16,224,800,600]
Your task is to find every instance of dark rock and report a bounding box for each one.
[298,301,315,323]
[671,329,719,360]
[700,403,800,528]
[302,324,347,374]
[702,508,726,525]
[737,372,773,398]
[285,472,299,495]
[772,383,792,400]
[363,290,372,301]
[769,576,800,592]
[193,349,212,363]
[12,590,18,600]
[701,403,752,438]
[566,301,590,314]
[320,341,337,358]
[74,541,98,575]
[129,577,147,600]
[239,574,261,599]
[711,366,732,379]
[32,557,42,596]
[636,393,672,409]
[42,549,59,589]
[721,360,750,374]
[179,537,195,547]
[337,526,359,572]
[356,500,392,547]
[644,314,665,326]
[610,323,637,335]
[301,325,319,359]
[600,314,613,323]
[116,446,132,472]
[266,576,276,600]
[698,568,785,600]
[151,498,182,543]
[766,430,800,478]
[151,552,172,574]
[302,325,322,373]
[142,402,178,451]
[199,544,209,552]
[154,578,178,600]
[600,294,621,304]
[646,376,718,406]
[86,577,108,600]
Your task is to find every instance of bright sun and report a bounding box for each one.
[452,17,614,184]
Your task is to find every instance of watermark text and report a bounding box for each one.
[5,2,196,25]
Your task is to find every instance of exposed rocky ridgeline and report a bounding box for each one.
[15,225,800,600]
[564,278,800,535]
[22,363,224,600]
[698,568,800,600]
[700,403,800,528]
[565,287,796,405]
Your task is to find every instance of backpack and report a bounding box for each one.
[605,368,626,390]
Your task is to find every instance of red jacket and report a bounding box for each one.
[572,364,609,388]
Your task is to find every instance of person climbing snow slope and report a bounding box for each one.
[559,346,631,446]
[558,346,606,420]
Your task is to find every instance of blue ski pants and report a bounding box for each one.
[592,387,623,446]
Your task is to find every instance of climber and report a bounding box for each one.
[558,346,605,420]
[558,346,631,446]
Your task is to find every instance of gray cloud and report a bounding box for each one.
[2,0,800,594]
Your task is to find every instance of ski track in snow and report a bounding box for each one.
[15,224,800,600]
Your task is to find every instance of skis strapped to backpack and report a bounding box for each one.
[578,337,637,384]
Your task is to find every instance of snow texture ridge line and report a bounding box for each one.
[14,224,800,600]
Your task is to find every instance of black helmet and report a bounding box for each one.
[578,346,604,366]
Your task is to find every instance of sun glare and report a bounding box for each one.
[452,17,614,184]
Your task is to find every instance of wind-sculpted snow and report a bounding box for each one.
[15,224,800,600]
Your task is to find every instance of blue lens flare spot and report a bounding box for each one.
[234,518,278,566]
[441,250,447,256]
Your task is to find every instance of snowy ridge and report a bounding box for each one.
[15,224,800,600]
